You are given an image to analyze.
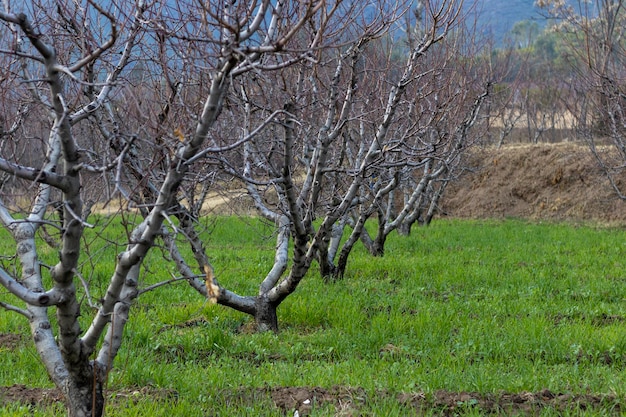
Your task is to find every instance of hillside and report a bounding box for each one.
[472,0,545,41]
[441,143,626,224]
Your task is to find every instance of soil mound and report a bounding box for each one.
[441,143,626,224]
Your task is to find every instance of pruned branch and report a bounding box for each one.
[0,268,68,306]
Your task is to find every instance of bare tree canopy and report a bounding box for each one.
[169,0,492,330]
[0,0,496,415]
[538,1,626,197]
[0,1,413,415]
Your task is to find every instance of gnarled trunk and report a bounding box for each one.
[317,238,333,278]
[397,221,412,236]
[254,294,279,333]
[360,226,387,257]
[64,363,105,417]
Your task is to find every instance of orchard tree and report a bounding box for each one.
[539,0,626,193]
[0,0,357,415]
[172,1,418,329]
[159,0,483,323]
[99,1,416,331]
[317,8,493,272]
[350,30,492,260]
[192,2,492,295]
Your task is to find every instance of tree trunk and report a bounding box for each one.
[359,209,387,257]
[360,229,386,257]
[317,237,336,279]
[335,246,352,280]
[423,181,447,226]
[319,260,337,282]
[255,295,279,333]
[372,210,387,256]
[397,221,412,236]
[65,368,105,417]
[371,234,386,257]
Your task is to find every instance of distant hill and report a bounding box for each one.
[469,0,546,43]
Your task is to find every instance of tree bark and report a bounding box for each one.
[360,209,387,257]
[397,221,412,236]
[254,294,279,333]
[65,369,105,417]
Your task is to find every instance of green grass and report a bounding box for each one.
[1,217,626,415]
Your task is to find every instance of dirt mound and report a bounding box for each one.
[441,143,626,223]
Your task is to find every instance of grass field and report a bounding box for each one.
[1,217,626,415]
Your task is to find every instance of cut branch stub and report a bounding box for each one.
[204,264,220,303]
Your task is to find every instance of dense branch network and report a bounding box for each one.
[0,1,495,415]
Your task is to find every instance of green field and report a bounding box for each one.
[1,217,626,415]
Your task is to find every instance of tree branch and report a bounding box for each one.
[0,300,32,318]
[0,158,68,190]
[0,268,68,306]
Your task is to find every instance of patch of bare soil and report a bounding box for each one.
[0,333,22,350]
[441,143,626,223]
[0,385,178,410]
[224,386,620,416]
[0,384,63,407]
[401,389,619,416]
[0,384,620,414]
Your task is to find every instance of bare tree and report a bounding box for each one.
[0,0,347,415]
[175,1,415,330]
[539,0,626,195]
[486,52,526,148]
[162,1,480,326]
[327,8,492,272]
[355,76,491,256]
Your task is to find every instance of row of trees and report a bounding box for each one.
[481,17,576,147]
[490,0,626,202]
[483,1,626,149]
[0,1,492,414]
[4,0,625,415]
[538,0,626,201]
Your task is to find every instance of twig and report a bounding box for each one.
[73,268,99,309]
[12,218,63,231]
[63,201,94,228]
[161,211,180,235]
[0,300,32,318]
[184,109,296,165]
[138,274,204,295]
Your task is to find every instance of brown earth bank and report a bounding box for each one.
[440,142,626,224]
[200,142,626,223]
